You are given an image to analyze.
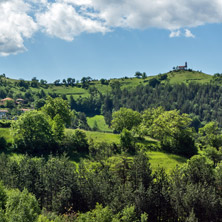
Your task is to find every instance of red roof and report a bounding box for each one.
[1,98,14,101]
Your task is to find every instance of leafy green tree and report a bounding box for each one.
[111,108,142,132]
[149,110,196,157]
[11,110,54,154]
[5,188,40,222]
[61,130,89,153]
[198,122,222,150]
[139,107,164,136]
[34,99,46,109]
[41,97,72,125]
[142,72,147,79]
[120,205,138,222]
[120,128,135,153]
[204,146,222,167]
[77,203,114,222]
[51,114,65,142]
[135,72,142,78]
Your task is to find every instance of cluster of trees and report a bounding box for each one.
[111,107,197,157]
[0,151,222,221]
[10,97,89,155]
[100,81,222,127]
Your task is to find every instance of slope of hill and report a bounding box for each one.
[1,70,213,99]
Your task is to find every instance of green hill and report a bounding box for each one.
[0,70,213,100]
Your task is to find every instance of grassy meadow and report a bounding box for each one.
[1,126,188,173]
[87,115,112,132]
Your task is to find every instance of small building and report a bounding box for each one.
[174,62,188,70]
[1,98,14,105]
[16,98,25,104]
[20,109,32,112]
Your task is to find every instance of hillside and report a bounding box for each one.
[0,70,213,99]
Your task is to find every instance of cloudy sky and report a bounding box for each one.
[0,0,222,82]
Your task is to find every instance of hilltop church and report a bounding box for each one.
[174,62,188,70]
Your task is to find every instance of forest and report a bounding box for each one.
[0,71,222,221]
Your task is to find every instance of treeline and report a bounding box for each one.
[100,82,222,127]
[0,152,222,221]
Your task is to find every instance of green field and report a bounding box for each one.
[87,115,112,132]
[1,127,188,173]
[166,70,212,84]
[147,151,187,173]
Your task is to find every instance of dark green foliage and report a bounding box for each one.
[70,111,90,130]
[149,78,160,87]
[0,137,7,151]
[61,130,89,153]
[0,182,7,210]
[11,110,55,155]
[120,128,135,153]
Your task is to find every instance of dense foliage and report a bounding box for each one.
[1,73,222,221]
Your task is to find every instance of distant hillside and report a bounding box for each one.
[0,70,213,99]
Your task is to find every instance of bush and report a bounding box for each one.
[61,130,89,154]
[5,188,40,222]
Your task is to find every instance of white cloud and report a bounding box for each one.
[185,29,195,38]
[170,30,181,38]
[0,0,37,56]
[36,2,108,41]
[1,0,222,56]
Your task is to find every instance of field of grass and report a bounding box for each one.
[0,126,188,173]
[84,130,120,144]
[87,115,112,132]
[167,70,212,84]
[105,151,187,174]
[147,151,187,173]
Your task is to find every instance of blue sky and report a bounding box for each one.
[0,0,222,82]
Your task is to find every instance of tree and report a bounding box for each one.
[111,108,142,132]
[120,128,135,153]
[140,107,165,136]
[149,110,197,157]
[62,130,89,153]
[198,122,222,150]
[31,77,39,88]
[11,110,54,154]
[54,79,60,86]
[135,72,142,78]
[41,96,72,126]
[142,72,147,79]
[5,188,40,222]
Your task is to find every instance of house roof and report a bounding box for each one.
[20,109,31,112]
[1,98,14,101]
[0,110,9,113]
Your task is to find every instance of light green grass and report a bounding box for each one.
[167,71,212,84]
[45,85,90,99]
[87,115,112,132]
[85,131,120,144]
[147,151,187,173]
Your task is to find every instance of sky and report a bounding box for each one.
[0,0,222,82]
